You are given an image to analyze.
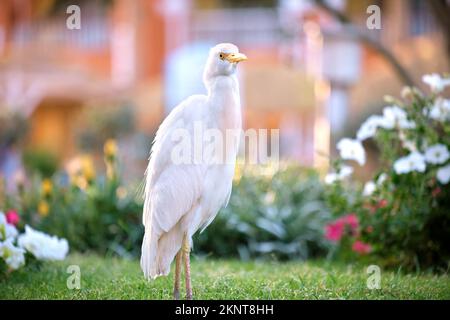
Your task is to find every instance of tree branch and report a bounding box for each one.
[314,0,416,87]
[427,0,450,63]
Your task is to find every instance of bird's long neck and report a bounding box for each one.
[206,75,240,108]
[206,74,238,96]
[206,75,241,129]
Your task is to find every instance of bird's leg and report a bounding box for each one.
[173,250,182,300]
[182,234,193,300]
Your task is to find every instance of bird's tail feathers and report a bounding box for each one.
[140,225,184,280]
[140,231,166,280]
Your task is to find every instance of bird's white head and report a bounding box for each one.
[203,43,247,87]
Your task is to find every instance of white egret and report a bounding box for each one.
[140,43,247,299]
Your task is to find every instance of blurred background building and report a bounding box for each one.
[0,0,449,186]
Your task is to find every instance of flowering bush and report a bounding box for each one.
[0,211,68,275]
[2,139,144,258]
[324,73,450,270]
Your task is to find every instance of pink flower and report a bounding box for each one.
[377,199,388,209]
[352,240,372,255]
[432,187,441,198]
[343,214,359,230]
[6,210,20,226]
[325,214,361,242]
[325,220,345,242]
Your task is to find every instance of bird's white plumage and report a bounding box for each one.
[141,43,243,279]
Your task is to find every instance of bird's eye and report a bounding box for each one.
[219,53,224,60]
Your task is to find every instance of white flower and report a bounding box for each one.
[324,173,338,185]
[336,138,366,166]
[422,73,450,93]
[363,173,388,197]
[357,115,384,141]
[381,105,416,129]
[398,131,417,152]
[263,191,276,205]
[363,181,376,196]
[339,165,354,178]
[437,164,450,184]
[393,152,426,174]
[377,173,388,185]
[18,225,69,261]
[325,165,353,185]
[427,98,450,122]
[401,86,414,99]
[0,239,25,270]
[402,140,417,152]
[0,212,18,241]
[424,144,450,165]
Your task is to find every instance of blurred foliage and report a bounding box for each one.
[76,103,136,152]
[0,111,28,149]
[196,164,331,260]
[3,154,331,260]
[22,149,59,178]
[8,140,144,258]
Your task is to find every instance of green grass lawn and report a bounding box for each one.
[1,254,449,299]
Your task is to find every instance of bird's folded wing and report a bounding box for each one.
[143,95,207,233]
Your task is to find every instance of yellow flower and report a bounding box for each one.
[81,155,95,182]
[116,186,127,199]
[233,163,243,182]
[104,139,118,159]
[41,179,53,197]
[65,156,94,187]
[38,201,49,217]
[74,176,88,190]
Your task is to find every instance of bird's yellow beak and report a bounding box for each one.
[225,52,248,63]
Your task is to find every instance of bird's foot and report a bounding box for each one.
[186,292,193,300]
[173,289,180,300]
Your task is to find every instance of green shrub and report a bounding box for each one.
[22,149,59,178]
[0,111,28,148]
[8,141,144,258]
[76,104,136,152]
[196,164,331,260]
[5,155,331,260]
